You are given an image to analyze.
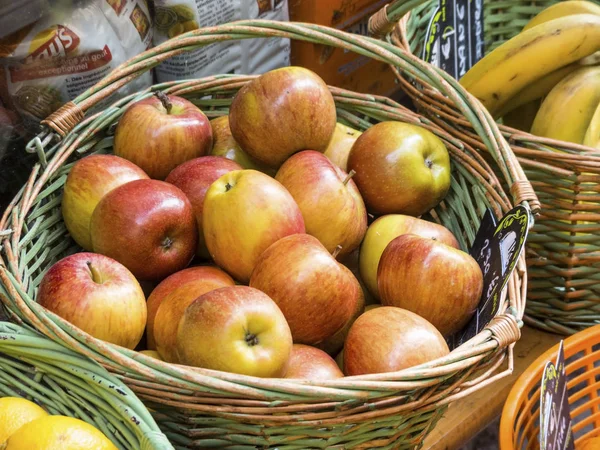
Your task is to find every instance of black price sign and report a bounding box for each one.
[448,205,530,349]
[422,0,485,80]
[540,341,574,450]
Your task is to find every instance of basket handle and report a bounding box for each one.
[369,0,429,37]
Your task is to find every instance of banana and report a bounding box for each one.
[531,66,600,144]
[584,102,600,149]
[522,0,600,31]
[459,14,600,117]
[502,99,541,133]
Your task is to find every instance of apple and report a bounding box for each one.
[229,66,337,168]
[151,266,235,362]
[139,350,163,360]
[90,179,197,281]
[338,248,378,306]
[61,154,149,251]
[165,156,242,258]
[323,122,362,172]
[344,306,449,376]
[378,234,483,337]
[114,92,213,180]
[203,169,305,283]
[359,214,459,299]
[176,286,293,377]
[284,344,344,380]
[37,252,146,349]
[348,121,451,216]
[249,233,361,345]
[209,116,276,175]
[275,150,367,257]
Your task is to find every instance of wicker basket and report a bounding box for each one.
[369,0,600,336]
[499,324,600,449]
[0,322,170,449]
[0,21,539,449]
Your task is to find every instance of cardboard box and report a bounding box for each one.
[289,0,400,97]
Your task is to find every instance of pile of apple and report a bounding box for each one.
[39,66,484,380]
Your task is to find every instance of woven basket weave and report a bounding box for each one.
[369,0,600,336]
[0,21,538,448]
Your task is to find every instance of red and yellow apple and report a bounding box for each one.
[249,233,361,345]
[344,306,449,376]
[165,156,242,258]
[62,154,149,251]
[323,122,362,172]
[378,234,483,337]
[359,214,459,299]
[348,121,451,216]
[176,286,293,377]
[37,252,147,349]
[203,169,305,283]
[151,266,235,362]
[275,150,367,257]
[114,92,213,180]
[229,66,337,167]
[90,179,197,281]
[284,344,344,380]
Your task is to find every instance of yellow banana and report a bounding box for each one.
[522,0,600,31]
[531,66,600,144]
[502,99,541,133]
[584,102,600,149]
[459,14,600,117]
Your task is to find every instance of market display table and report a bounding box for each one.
[422,325,563,449]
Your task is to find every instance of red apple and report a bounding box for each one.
[165,156,242,258]
[275,150,367,257]
[344,306,449,376]
[150,266,235,362]
[176,286,293,377]
[90,179,197,281]
[323,122,362,172]
[348,121,451,216]
[229,66,337,168]
[378,234,483,337]
[284,344,344,380]
[359,214,460,299]
[37,252,146,349]
[249,234,361,345]
[203,169,305,283]
[62,154,149,251]
[114,92,213,180]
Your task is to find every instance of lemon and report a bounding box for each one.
[5,415,117,450]
[0,397,48,443]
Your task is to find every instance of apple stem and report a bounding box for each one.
[155,91,173,114]
[342,170,356,186]
[87,261,104,284]
[332,245,343,259]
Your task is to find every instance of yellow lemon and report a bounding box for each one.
[5,415,117,450]
[0,397,47,443]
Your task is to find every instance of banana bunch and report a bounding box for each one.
[459,0,600,147]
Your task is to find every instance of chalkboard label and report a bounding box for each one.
[422,0,485,80]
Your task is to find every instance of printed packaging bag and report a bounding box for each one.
[0,0,154,132]
[152,0,290,81]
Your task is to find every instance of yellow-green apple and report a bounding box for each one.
[165,156,242,259]
[323,123,362,171]
[151,266,235,362]
[62,154,149,251]
[348,121,451,216]
[335,350,344,372]
[114,92,213,180]
[378,234,483,337]
[176,286,292,377]
[344,306,449,376]
[339,248,378,306]
[284,344,344,380]
[359,215,459,299]
[210,116,276,175]
[249,234,361,345]
[275,150,367,257]
[229,66,336,168]
[37,252,146,349]
[90,179,197,281]
[203,169,305,283]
